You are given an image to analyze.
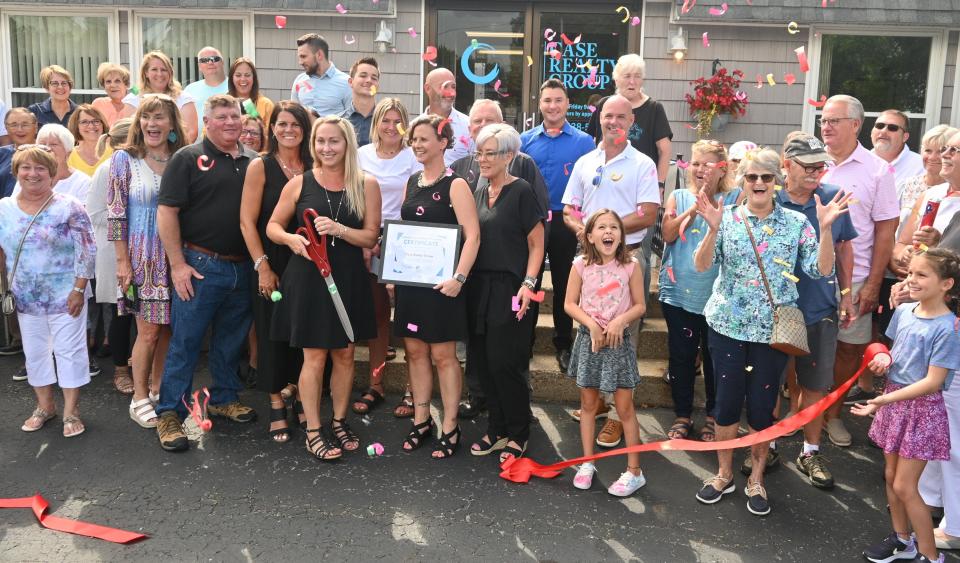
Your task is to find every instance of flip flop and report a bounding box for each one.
[63,415,85,438]
[21,407,56,432]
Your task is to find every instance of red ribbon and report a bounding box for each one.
[500,342,890,483]
[0,494,147,544]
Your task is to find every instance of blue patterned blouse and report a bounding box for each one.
[702,203,830,343]
[0,194,96,315]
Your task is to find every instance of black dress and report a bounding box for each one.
[393,172,468,343]
[271,170,376,348]
[252,156,303,393]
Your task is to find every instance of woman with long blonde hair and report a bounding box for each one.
[124,51,199,143]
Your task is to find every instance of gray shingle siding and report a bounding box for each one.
[672,0,960,27]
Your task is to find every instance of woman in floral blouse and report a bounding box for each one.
[691,148,848,516]
[0,145,96,437]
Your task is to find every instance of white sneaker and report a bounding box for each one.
[573,463,596,490]
[129,398,158,428]
[607,471,646,497]
[825,418,852,447]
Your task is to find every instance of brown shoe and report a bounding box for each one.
[596,419,623,447]
[208,401,257,423]
[156,412,188,451]
[571,403,610,422]
[113,365,134,395]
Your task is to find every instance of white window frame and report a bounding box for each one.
[951,29,960,128]
[802,26,949,134]
[129,9,254,80]
[0,7,120,103]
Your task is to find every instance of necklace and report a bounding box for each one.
[147,152,170,163]
[417,170,444,189]
[319,171,346,246]
[277,155,303,177]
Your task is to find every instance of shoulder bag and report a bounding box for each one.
[1,193,57,316]
[739,206,810,356]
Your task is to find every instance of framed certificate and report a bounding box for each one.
[377,220,462,288]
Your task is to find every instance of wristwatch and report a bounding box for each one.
[72,286,85,294]
[522,276,537,290]
[454,273,467,284]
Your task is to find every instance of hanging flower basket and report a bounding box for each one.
[685,68,748,138]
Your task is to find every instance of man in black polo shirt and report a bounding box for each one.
[154,94,258,452]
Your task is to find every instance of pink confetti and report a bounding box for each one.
[747,279,759,286]
[547,210,553,221]
[683,328,694,338]
[676,158,689,169]
[344,34,357,44]
[459,135,471,147]
[877,305,884,314]
[512,295,521,312]
[587,105,597,113]
[795,46,810,73]
[560,33,581,46]
[524,287,546,302]
[784,73,796,86]
[666,266,676,283]
[681,0,697,13]
[407,323,418,332]
[544,28,556,41]
[422,45,438,63]
[755,74,764,89]
[197,154,215,171]
[445,166,454,176]
[563,162,573,175]
[585,67,599,87]
[335,3,347,14]
[182,387,212,432]
[274,15,287,29]
[679,214,691,242]
[432,192,441,201]
[636,204,645,217]
[709,3,728,16]
[702,32,710,47]
[415,206,425,216]
[597,280,620,297]
[630,16,640,26]
[571,206,585,221]
[808,95,827,108]
[757,241,768,253]
[408,27,417,37]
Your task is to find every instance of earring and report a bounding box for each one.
[167,131,178,143]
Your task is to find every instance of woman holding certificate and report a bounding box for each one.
[267,116,381,461]
[393,114,480,459]
[465,123,545,464]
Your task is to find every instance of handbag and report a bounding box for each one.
[0,193,57,316]
[739,206,810,356]
[651,157,681,258]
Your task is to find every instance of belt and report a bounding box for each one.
[183,242,247,263]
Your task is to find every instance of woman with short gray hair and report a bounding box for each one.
[466,123,545,464]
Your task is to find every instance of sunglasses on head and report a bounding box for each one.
[873,122,903,133]
[198,55,223,64]
[744,173,776,183]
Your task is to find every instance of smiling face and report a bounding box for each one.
[204,103,242,146]
[232,63,255,98]
[468,103,501,141]
[742,161,777,209]
[76,110,105,142]
[921,138,943,178]
[239,118,263,152]
[870,111,909,160]
[599,96,633,146]
[197,47,224,81]
[272,110,304,150]
[145,58,172,93]
[349,63,380,96]
[36,132,69,166]
[476,137,511,180]
[940,132,960,186]
[820,100,860,153]
[16,157,54,195]
[5,111,38,146]
[376,108,403,147]
[586,211,623,260]
[906,254,954,303]
[139,107,173,150]
[425,69,456,113]
[409,122,447,165]
[46,72,72,102]
[689,149,724,192]
[313,122,347,167]
[539,87,569,129]
[103,72,128,101]
[785,158,828,193]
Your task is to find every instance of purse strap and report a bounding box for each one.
[738,206,777,310]
[4,192,57,291]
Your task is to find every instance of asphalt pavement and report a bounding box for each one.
[1,354,958,562]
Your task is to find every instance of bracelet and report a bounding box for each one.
[336,223,347,239]
[522,276,537,289]
[72,286,85,294]
[253,254,269,271]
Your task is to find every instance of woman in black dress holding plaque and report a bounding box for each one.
[393,114,480,459]
[267,116,381,461]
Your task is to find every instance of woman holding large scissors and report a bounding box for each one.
[267,116,381,461]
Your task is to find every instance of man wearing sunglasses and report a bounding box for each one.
[870,109,924,185]
[819,94,899,447]
[184,46,229,128]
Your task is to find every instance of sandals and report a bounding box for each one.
[280,384,298,404]
[470,433,508,456]
[113,366,134,395]
[667,418,694,440]
[331,417,360,451]
[129,398,158,428]
[63,415,85,438]
[393,390,415,418]
[305,428,341,461]
[402,418,435,451]
[269,400,290,443]
[433,425,461,459]
[352,387,385,415]
[499,440,527,464]
[700,418,717,442]
[293,400,307,430]
[21,407,56,432]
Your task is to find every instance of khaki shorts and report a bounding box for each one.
[837,281,872,345]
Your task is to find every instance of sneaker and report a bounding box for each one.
[744,480,771,516]
[796,451,835,489]
[571,402,610,422]
[573,462,596,490]
[844,385,878,405]
[607,471,646,497]
[88,358,102,377]
[696,474,735,504]
[596,419,623,447]
[208,401,257,423]
[0,341,23,355]
[862,533,917,563]
[156,412,188,452]
[916,555,944,563]
[825,418,852,447]
[740,448,781,476]
[11,365,28,381]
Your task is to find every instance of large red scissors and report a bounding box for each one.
[296,208,355,342]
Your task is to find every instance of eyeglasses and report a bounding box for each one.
[941,145,960,156]
[198,56,223,64]
[6,121,35,129]
[873,122,903,132]
[15,144,53,153]
[47,81,70,88]
[79,120,102,128]
[791,160,827,174]
[240,129,261,137]
[743,173,776,184]
[818,117,855,128]
[592,165,604,186]
[474,150,506,160]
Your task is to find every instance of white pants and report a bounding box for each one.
[19,307,90,389]
[919,383,960,536]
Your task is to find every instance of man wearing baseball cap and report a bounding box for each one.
[776,133,858,488]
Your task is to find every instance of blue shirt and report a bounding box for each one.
[885,303,960,390]
[183,78,228,126]
[341,102,373,147]
[659,188,742,315]
[0,145,14,198]
[520,122,596,211]
[27,97,76,127]
[704,203,829,343]
[777,184,858,325]
[290,63,352,118]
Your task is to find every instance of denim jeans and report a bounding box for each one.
[156,248,253,419]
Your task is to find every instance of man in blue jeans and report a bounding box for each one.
[155,94,258,452]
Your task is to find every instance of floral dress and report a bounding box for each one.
[106,150,171,324]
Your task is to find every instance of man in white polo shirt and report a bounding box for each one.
[561,94,660,448]
[418,67,472,166]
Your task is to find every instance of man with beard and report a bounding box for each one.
[290,33,352,118]
[871,109,924,185]
[418,68,472,166]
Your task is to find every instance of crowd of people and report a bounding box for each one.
[0,32,959,562]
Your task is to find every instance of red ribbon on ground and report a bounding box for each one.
[0,494,147,544]
[500,342,890,483]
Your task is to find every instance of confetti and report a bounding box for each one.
[709,3,728,16]
[524,287,546,302]
[274,15,287,29]
[458,135,471,147]
[666,266,676,283]
[756,241,768,253]
[571,206,585,221]
[766,73,776,86]
[745,365,754,372]
[527,56,534,67]
[774,258,791,267]
[560,33,581,45]
[197,154,215,171]
[702,32,710,47]
[445,167,454,176]
[366,443,385,457]
[415,206,425,216]
[270,290,282,302]
[918,243,929,252]
[562,162,573,176]
[493,79,509,97]
[335,3,347,14]
[295,80,312,92]
[784,73,796,86]
[691,228,701,234]
[787,21,799,34]
[782,271,800,283]
[182,388,212,432]
[544,28,557,41]
[795,46,810,73]
[370,85,377,96]
[547,210,553,222]
[681,0,697,14]
[807,95,827,108]
[636,205,645,217]
[613,128,627,145]
[598,280,620,297]
[611,173,623,182]
[761,225,774,235]
[396,123,406,136]
[437,117,451,135]
[877,305,884,314]
[630,16,640,26]
[585,67,599,87]
[677,158,689,169]
[683,328,694,338]
[408,27,417,37]
[587,105,597,113]
[679,214,691,242]
[747,279,760,286]
[422,46,438,64]
[755,74,764,89]
[840,288,850,295]
[615,6,630,23]
[407,323,419,332]
[512,295,521,312]
[242,99,260,118]
[344,34,357,45]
